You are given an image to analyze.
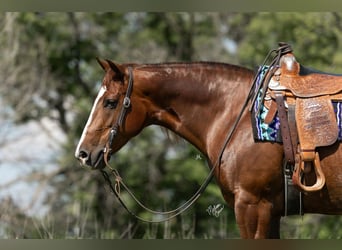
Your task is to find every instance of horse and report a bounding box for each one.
[75,58,342,239]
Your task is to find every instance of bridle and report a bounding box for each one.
[100,63,258,223]
[103,66,134,157]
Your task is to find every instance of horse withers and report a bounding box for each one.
[75,58,342,238]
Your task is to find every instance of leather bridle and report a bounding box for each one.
[103,66,134,159]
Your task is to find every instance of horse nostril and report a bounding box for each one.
[78,150,89,160]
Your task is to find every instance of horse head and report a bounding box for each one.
[75,59,147,169]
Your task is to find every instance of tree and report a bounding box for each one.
[0,12,235,239]
[2,12,342,239]
[229,13,342,71]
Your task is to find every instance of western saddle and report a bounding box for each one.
[256,43,342,193]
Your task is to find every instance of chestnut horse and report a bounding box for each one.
[75,59,342,238]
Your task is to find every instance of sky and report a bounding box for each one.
[0,115,66,216]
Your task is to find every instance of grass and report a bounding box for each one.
[2,193,342,239]
[0,197,236,239]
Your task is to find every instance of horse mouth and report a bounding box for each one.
[78,150,107,170]
[92,151,106,169]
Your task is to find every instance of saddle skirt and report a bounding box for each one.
[295,96,338,154]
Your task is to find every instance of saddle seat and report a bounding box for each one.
[266,53,342,192]
[269,54,342,98]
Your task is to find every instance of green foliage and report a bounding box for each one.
[2,12,342,239]
[232,13,342,72]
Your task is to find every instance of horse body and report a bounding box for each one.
[75,60,342,238]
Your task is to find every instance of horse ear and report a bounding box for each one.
[105,59,124,79]
[96,57,108,71]
[96,58,124,79]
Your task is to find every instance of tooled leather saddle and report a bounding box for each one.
[256,43,342,193]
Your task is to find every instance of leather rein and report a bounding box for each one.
[100,65,257,223]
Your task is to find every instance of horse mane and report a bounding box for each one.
[129,61,251,72]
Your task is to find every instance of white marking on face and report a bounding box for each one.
[75,86,107,158]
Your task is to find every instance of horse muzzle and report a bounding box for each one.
[76,146,107,169]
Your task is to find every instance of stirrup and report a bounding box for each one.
[292,152,326,192]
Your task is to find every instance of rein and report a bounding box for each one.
[100,63,260,223]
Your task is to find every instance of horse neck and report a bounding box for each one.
[134,63,254,156]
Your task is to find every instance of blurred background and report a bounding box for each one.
[1,12,342,239]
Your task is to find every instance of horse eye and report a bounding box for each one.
[104,99,118,109]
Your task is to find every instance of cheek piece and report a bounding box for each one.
[103,66,133,162]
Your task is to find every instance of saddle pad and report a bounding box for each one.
[251,66,342,142]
